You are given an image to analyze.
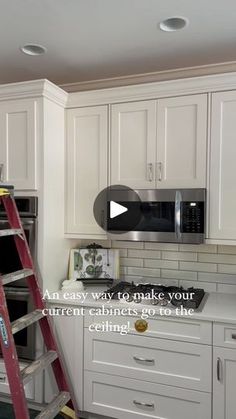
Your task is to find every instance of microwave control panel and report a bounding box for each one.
[181,202,204,233]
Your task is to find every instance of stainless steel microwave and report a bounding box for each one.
[107,189,206,244]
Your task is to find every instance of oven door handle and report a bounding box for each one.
[4,289,30,296]
[21,220,35,226]
[175,190,182,241]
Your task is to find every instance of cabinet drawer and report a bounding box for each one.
[84,371,211,419]
[84,310,212,344]
[84,331,211,392]
[213,322,236,348]
[0,363,34,400]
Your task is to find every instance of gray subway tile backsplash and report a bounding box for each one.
[114,242,236,293]
[80,240,236,293]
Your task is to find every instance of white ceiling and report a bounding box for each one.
[1,0,236,85]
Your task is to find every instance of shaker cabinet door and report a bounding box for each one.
[213,347,236,419]
[111,100,156,189]
[156,94,207,188]
[65,105,108,237]
[209,91,236,240]
[0,99,37,190]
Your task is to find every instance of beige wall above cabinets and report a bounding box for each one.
[65,105,108,239]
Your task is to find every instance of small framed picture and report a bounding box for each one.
[68,248,119,281]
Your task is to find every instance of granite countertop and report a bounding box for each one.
[46,286,236,324]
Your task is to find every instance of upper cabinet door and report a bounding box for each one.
[111,100,156,189]
[156,94,207,188]
[209,91,236,240]
[66,106,108,237]
[0,99,37,190]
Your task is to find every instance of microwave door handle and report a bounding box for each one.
[175,191,182,241]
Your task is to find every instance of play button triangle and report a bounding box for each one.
[110,201,128,219]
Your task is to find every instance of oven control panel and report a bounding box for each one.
[181,202,204,233]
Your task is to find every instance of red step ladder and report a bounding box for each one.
[0,191,78,419]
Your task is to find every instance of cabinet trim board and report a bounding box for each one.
[67,71,236,108]
[0,79,68,107]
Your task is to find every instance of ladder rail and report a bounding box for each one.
[0,194,79,418]
[0,280,30,419]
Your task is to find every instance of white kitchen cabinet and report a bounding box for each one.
[44,308,83,410]
[84,311,212,419]
[110,95,207,190]
[208,91,236,241]
[65,105,108,238]
[0,99,37,190]
[111,100,156,189]
[213,347,236,419]
[156,94,207,188]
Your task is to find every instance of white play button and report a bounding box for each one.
[110,201,128,219]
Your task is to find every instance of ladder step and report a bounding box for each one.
[0,228,22,237]
[21,351,58,385]
[2,268,34,286]
[36,392,71,419]
[11,309,44,335]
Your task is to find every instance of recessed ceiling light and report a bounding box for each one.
[20,44,47,56]
[159,17,189,32]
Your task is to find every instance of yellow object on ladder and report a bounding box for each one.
[60,405,77,418]
[0,188,10,197]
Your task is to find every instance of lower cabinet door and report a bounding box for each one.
[84,372,211,419]
[44,310,84,409]
[213,347,236,419]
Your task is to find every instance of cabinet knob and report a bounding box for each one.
[231,333,236,340]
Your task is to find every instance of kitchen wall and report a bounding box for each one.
[81,240,236,293]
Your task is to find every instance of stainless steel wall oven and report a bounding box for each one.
[0,196,38,360]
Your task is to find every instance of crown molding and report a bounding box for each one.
[61,61,236,93]
[0,79,68,106]
[66,70,236,108]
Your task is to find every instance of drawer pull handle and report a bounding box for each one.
[0,376,6,383]
[133,356,154,364]
[232,334,236,340]
[217,357,223,382]
[133,400,154,409]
